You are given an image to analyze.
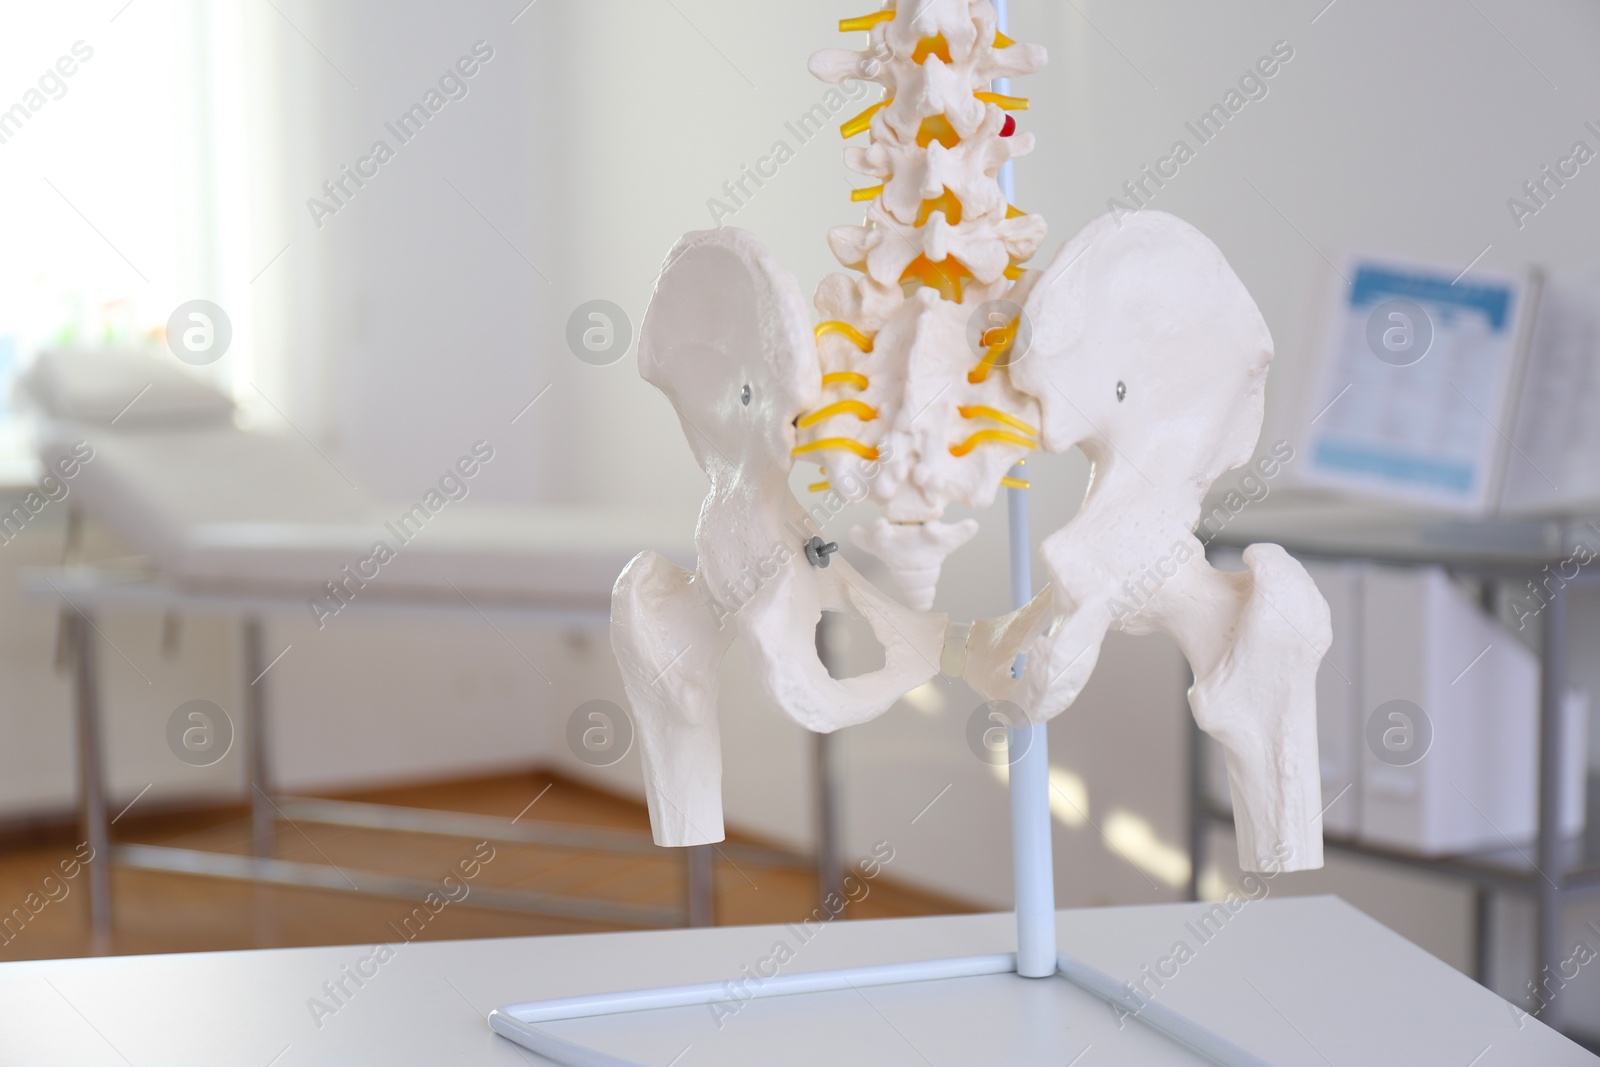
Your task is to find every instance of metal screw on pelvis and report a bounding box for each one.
[804,536,839,568]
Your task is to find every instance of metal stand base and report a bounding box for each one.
[489,952,1274,1067]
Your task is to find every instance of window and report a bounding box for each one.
[0,3,252,453]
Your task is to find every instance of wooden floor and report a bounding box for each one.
[0,770,973,962]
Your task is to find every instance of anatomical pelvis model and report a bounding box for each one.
[610,0,1331,875]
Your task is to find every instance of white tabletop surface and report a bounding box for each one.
[0,895,1592,1066]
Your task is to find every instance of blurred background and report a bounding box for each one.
[1,0,1598,1044]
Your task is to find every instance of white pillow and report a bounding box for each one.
[23,347,236,428]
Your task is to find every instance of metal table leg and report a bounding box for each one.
[812,615,845,912]
[1472,887,1492,987]
[1473,578,1497,991]
[1186,693,1205,903]
[242,617,274,859]
[1534,583,1569,1029]
[814,730,844,908]
[685,844,714,927]
[68,611,111,952]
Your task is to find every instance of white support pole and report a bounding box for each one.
[993,0,1058,980]
[1006,470,1056,978]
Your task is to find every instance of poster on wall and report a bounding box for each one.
[1294,255,1539,514]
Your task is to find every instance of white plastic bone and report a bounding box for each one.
[610,2,1329,876]
[850,516,978,610]
[614,227,946,846]
[963,210,1331,871]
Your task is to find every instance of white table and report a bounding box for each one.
[0,896,1591,1066]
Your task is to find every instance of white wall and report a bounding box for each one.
[224,0,580,795]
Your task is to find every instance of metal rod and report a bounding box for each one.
[814,730,845,908]
[496,953,1017,1024]
[18,565,617,626]
[491,954,1020,1066]
[1054,953,1274,1067]
[1006,453,1056,978]
[812,614,845,910]
[1186,705,1205,902]
[1472,887,1492,986]
[115,843,679,927]
[242,616,274,860]
[69,611,112,952]
[685,843,715,927]
[991,0,1056,981]
[993,0,1016,205]
[1533,581,1568,1027]
[273,796,807,868]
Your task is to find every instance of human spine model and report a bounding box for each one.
[613,1,1331,873]
[805,5,1046,604]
